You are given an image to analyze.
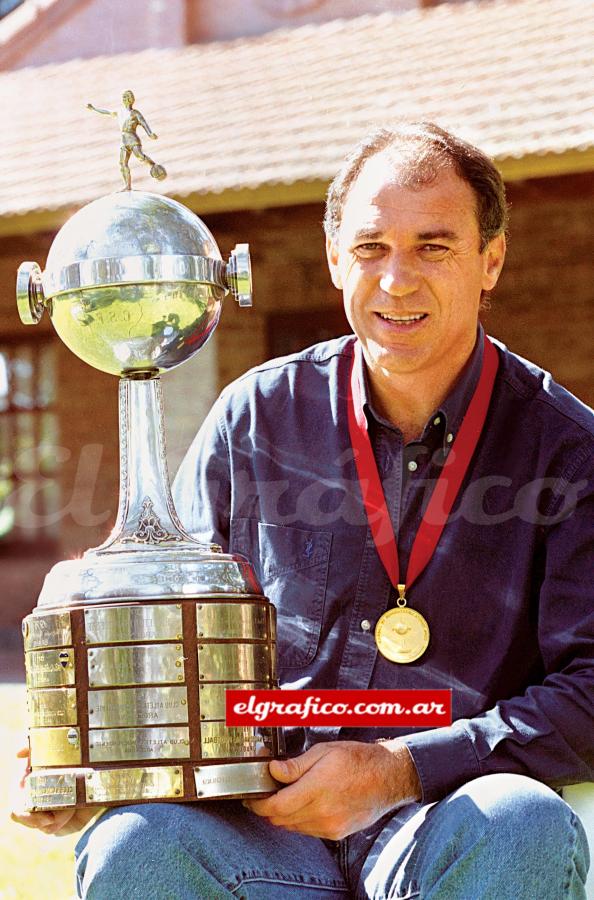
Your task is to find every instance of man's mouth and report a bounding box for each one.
[376,312,428,323]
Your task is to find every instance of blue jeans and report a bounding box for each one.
[75,774,589,899]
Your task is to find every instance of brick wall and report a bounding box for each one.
[484,173,594,407]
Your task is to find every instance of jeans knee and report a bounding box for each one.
[454,773,586,861]
[75,805,179,897]
[412,775,590,898]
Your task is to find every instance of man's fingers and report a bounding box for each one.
[11,810,55,829]
[269,745,330,785]
[11,807,77,834]
[39,809,77,835]
[17,745,31,788]
[245,780,316,818]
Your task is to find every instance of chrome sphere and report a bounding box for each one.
[19,192,229,376]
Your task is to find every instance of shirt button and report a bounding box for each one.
[360,619,372,631]
[446,432,454,443]
[433,416,441,425]
[407,460,418,472]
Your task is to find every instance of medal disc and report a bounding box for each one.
[375,607,430,663]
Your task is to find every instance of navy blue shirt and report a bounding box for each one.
[173,329,594,803]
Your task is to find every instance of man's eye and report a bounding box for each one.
[355,242,384,253]
[421,244,448,254]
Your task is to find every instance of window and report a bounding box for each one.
[0,340,60,544]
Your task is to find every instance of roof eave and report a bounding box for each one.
[1,148,592,238]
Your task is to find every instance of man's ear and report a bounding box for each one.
[326,236,343,290]
[481,232,506,292]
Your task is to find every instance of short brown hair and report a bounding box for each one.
[324,122,509,251]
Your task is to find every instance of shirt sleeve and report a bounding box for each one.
[402,448,594,804]
[171,396,232,552]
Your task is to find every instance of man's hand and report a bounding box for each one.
[245,740,421,840]
[11,747,101,837]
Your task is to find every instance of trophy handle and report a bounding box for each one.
[226,244,253,308]
[17,261,46,324]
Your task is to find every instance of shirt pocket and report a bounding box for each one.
[230,519,332,668]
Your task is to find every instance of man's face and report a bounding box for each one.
[326,153,506,380]
[123,92,134,108]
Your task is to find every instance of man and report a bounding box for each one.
[17,123,592,898]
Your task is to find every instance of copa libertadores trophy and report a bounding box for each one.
[17,92,284,812]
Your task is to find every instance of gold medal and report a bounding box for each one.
[375,585,430,664]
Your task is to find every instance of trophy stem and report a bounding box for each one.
[93,376,212,554]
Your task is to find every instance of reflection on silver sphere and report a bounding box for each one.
[43,191,226,376]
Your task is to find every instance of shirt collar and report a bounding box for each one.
[358,324,485,449]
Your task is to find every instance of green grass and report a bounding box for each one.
[0,684,79,900]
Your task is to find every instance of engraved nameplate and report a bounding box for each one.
[199,682,265,721]
[88,644,185,687]
[26,770,77,809]
[85,766,183,803]
[200,722,274,759]
[88,726,190,763]
[22,612,72,651]
[84,604,183,644]
[195,761,278,798]
[26,648,75,689]
[196,603,267,639]
[198,643,270,682]
[88,686,188,728]
[30,726,81,767]
[28,688,78,728]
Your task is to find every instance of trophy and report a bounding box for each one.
[16,95,284,811]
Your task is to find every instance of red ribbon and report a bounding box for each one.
[347,334,499,592]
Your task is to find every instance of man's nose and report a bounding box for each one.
[379,255,418,297]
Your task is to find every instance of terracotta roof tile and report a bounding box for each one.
[0,0,592,223]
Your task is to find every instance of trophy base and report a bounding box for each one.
[26,760,279,811]
[23,575,284,812]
